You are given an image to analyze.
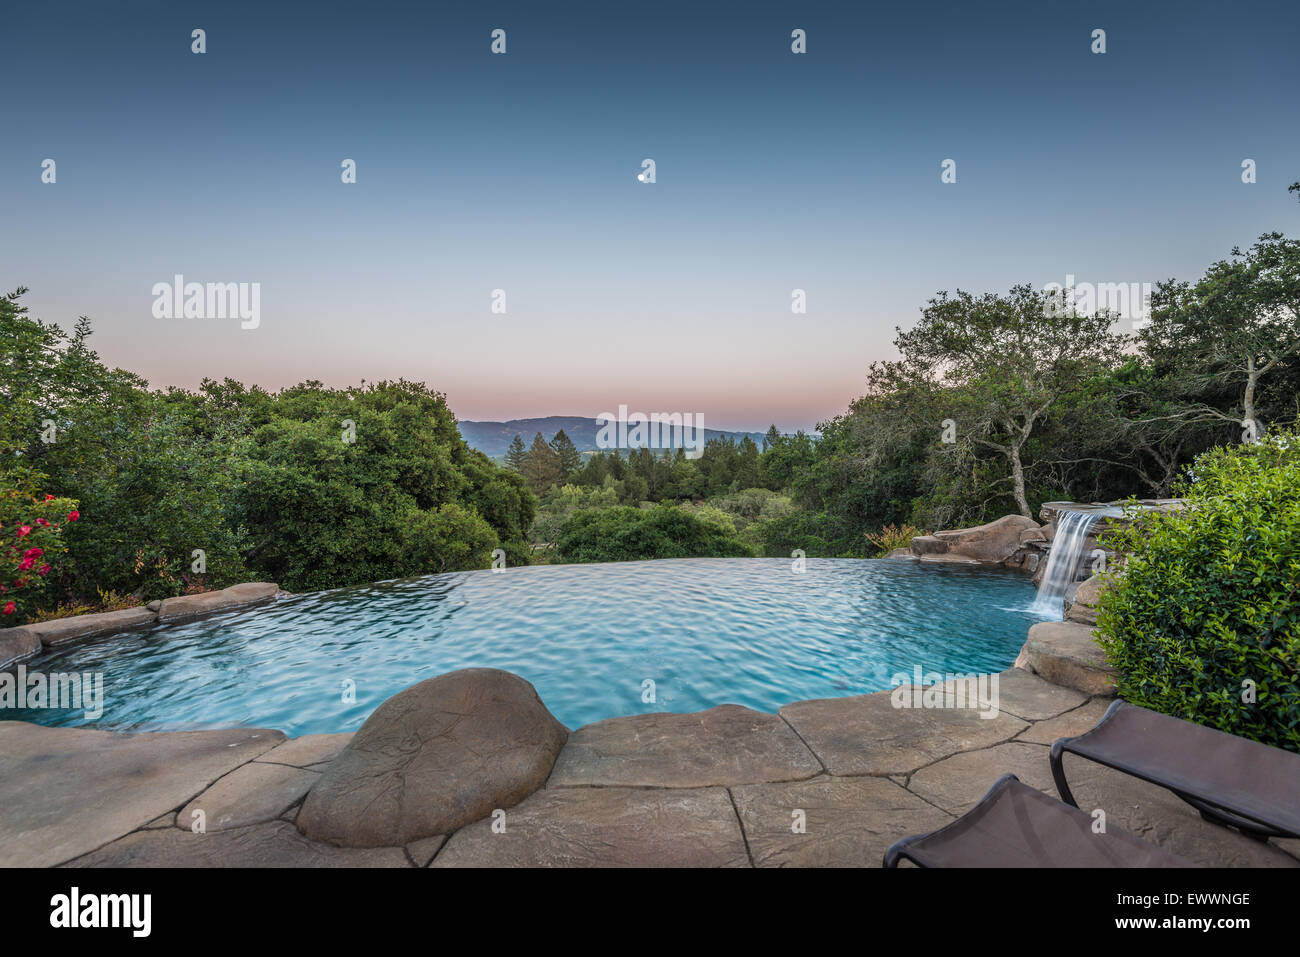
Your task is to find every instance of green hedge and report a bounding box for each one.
[557,506,755,563]
[1095,430,1300,752]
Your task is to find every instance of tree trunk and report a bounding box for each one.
[1243,355,1258,440]
[1009,443,1031,518]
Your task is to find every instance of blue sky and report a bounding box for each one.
[4,0,1298,431]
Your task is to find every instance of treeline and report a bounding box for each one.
[804,225,1300,547]
[514,192,1300,561]
[507,427,813,502]
[1,288,534,620]
[4,187,1297,613]
[501,425,819,561]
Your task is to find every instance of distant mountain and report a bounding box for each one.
[458,416,770,459]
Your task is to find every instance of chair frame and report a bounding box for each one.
[1049,699,1298,842]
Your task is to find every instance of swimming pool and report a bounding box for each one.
[6,558,1047,734]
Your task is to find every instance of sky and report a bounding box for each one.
[4,0,1299,432]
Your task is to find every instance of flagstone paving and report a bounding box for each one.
[4,667,1297,867]
[0,721,283,868]
[547,704,822,788]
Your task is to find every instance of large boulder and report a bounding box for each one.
[929,515,1040,563]
[1015,621,1116,696]
[1064,573,1105,625]
[1019,525,1048,545]
[297,669,568,847]
[0,627,42,669]
[907,535,949,557]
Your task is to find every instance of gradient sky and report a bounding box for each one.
[4,0,1299,432]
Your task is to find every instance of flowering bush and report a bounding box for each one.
[1,488,78,625]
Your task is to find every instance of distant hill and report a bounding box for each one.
[458,416,770,459]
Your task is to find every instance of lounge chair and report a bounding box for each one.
[1050,700,1300,841]
[883,773,1192,867]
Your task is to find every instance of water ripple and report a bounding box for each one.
[6,558,1048,734]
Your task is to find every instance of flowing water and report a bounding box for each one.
[6,557,1050,734]
[1031,511,1102,618]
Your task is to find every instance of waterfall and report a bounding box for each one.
[1031,510,1101,617]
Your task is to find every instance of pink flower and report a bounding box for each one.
[36,518,50,527]
[67,511,79,522]
[23,547,42,560]
[44,494,55,501]
[2,602,13,615]
[17,525,31,537]
[17,558,34,572]
[38,564,50,576]
[13,578,26,588]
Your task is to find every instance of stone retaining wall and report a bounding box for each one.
[0,582,285,669]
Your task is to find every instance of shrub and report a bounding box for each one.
[556,506,755,563]
[1095,430,1300,752]
[864,523,926,557]
[529,483,619,547]
[233,380,533,590]
[29,588,139,622]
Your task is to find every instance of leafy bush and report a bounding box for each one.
[864,523,926,557]
[556,506,755,563]
[29,588,139,623]
[529,483,620,548]
[48,401,250,600]
[1095,430,1300,751]
[3,290,543,598]
[234,381,523,591]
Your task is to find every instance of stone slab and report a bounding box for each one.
[907,741,1056,814]
[64,820,409,868]
[731,775,953,867]
[548,704,822,788]
[18,607,157,649]
[157,582,279,623]
[431,787,750,867]
[406,835,447,867]
[0,720,284,867]
[779,689,1027,777]
[989,668,1088,721]
[254,732,353,769]
[1016,698,1114,745]
[181,761,320,831]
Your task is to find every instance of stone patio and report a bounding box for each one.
[3,666,1296,868]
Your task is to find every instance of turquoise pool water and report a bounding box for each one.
[6,558,1047,734]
